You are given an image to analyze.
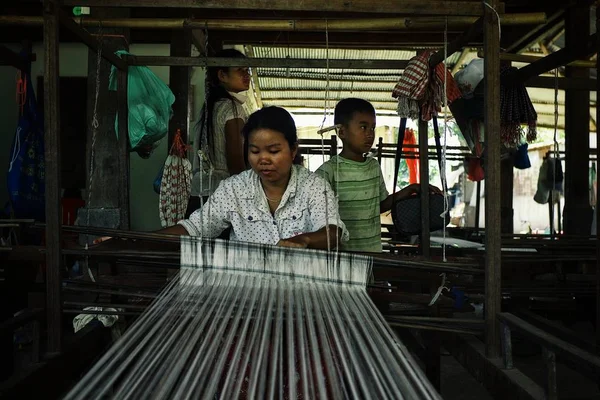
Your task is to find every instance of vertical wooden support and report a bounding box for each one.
[542,347,558,400]
[168,30,192,146]
[500,323,513,369]
[43,0,62,354]
[483,0,502,358]
[596,3,600,349]
[418,118,430,257]
[500,158,514,234]
[564,5,591,235]
[117,67,130,230]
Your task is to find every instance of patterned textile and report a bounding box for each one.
[392,51,432,119]
[500,66,538,146]
[159,130,192,227]
[422,63,463,121]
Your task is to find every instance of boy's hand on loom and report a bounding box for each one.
[277,235,309,248]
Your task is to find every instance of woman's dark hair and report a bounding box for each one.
[195,48,246,157]
[242,106,298,164]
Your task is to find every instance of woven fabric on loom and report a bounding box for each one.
[64,238,442,400]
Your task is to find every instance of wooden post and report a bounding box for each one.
[84,7,130,232]
[168,30,192,146]
[542,347,558,400]
[117,66,129,230]
[483,0,502,358]
[418,117,430,258]
[43,0,62,354]
[564,6,591,235]
[596,2,600,349]
[501,151,514,235]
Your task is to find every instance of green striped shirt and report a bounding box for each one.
[316,156,389,253]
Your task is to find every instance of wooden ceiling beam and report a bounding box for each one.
[511,33,597,82]
[60,0,505,16]
[125,55,410,69]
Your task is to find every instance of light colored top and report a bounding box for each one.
[179,165,349,245]
[191,93,249,197]
[316,155,389,253]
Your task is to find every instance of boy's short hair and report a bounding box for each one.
[334,98,376,126]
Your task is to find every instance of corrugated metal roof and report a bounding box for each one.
[252,47,416,61]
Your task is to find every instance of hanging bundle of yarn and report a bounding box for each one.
[422,63,463,121]
[392,52,462,121]
[392,51,432,120]
[159,129,192,227]
[500,66,538,146]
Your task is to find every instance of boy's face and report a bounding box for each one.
[339,111,376,156]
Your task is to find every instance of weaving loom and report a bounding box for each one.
[64,237,442,399]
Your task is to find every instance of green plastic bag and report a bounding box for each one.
[109,50,175,152]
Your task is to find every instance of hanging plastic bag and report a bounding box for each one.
[159,130,192,227]
[6,55,45,221]
[109,50,175,152]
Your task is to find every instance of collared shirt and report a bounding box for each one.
[179,165,349,245]
[191,93,249,197]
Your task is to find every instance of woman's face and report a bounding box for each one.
[247,128,297,186]
[218,67,250,93]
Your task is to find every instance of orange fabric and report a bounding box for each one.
[403,128,419,184]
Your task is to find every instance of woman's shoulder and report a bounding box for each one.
[294,165,330,188]
[217,169,256,192]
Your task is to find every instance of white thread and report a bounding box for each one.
[428,273,448,306]
[483,1,501,40]
[440,17,450,262]
[8,126,21,172]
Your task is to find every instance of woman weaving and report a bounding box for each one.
[162,106,348,249]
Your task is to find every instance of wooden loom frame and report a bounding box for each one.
[19,0,598,398]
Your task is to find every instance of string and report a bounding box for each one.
[64,238,442,400]
[440,17,450,262]
[83,23,103,283]
[552,67,560,235]
[319,19,332,252]
[482,1,501,41]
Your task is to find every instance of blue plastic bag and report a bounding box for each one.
[109,51,175,151]
[6,57,45,221]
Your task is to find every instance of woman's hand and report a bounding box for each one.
[277,235,310,248]
[93,236,113,245]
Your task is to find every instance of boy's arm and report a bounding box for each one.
[380,183,442,213]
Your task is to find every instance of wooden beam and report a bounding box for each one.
[245,45,263,108]
[60,0,504,16]
[523,76,596,90]
[511,33,597,82]
[564,6,591,236]
[483,0,502,359]
[596,3,600,349]
[57,9,126,71]
[451,47,470,74]
[429,17,484,67]
[168,30,192,145]
[490,52,596,69]
[498,313,600,380]
[42,0,62,355]
[505,7,565,54]
[190,28,207,56]
[418,117,430,258]
[117,66,130,230]
[0,44,31,71]
[125,56,410,69]
[445,334,545,400]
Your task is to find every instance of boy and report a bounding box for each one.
[316,98,425,253]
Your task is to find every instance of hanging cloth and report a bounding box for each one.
[421,63,463,122]
[500,66,538,146]
[6,53,45,221]
[402,128,419,184]
[159,130,192,227]
[392,51,432,120]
